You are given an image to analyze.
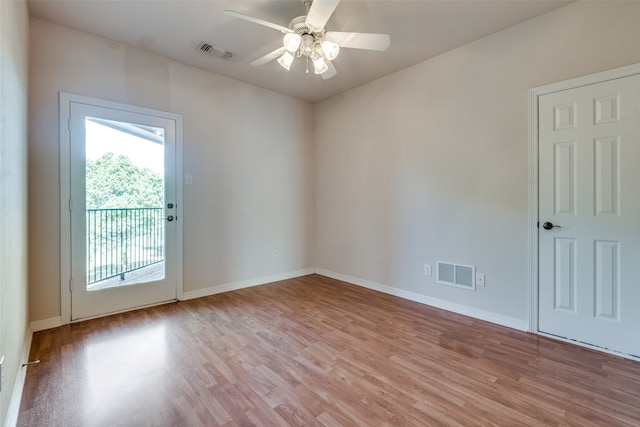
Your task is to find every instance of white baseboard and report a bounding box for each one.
[180,268,315,301]
[4,327,33,427]
[315,269,529,332]
[30,269,527,331]
[32,269,315,324]
[30,317,63,332]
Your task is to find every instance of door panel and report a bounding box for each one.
[594,240,619,320]
[68,101,178,320]
[539,73,640,357]
[553,237,576,312]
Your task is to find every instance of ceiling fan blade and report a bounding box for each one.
[250,47,287,66]
[324,32,390,51]
[321,61,337,80]
[305,0,341,32]
[224,10,290,34]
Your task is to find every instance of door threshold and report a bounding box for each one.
[71,299,177,324]
[538,331,640,363]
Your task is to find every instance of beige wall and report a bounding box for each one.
[0,0,29,423]
[26,2,640,329]
[315,1,640,322]
[28,19,315,322]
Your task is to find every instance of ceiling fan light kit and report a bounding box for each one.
[278,22,338,74]
[277,51,295,70]
[321,40,340,61]
[312,53,329,75]
[283,33,302,52]
[225,0,390,80]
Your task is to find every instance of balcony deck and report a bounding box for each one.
[87,261,165,291]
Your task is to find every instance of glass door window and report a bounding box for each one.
[66,99,179,320]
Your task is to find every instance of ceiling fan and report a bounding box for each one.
[225,0,390,79]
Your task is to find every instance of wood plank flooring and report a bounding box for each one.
[18,274,640,426]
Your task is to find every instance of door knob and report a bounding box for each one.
[167,215,174,222]
[542,221,560,230]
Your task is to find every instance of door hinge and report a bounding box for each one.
[68,117,72,131]
[69,198,73,211]
[69,278,73,292]
[537,221,539,229]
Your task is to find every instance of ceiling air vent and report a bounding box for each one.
[437,261,475,291]
[197,41,233,59]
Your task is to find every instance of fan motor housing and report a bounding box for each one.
[289,15,322,37]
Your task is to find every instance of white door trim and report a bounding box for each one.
[528,63,640,336]
[59,92,184,324]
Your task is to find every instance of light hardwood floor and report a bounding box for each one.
[18,274,640,426]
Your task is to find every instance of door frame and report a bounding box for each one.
[59,92,184,324]
[528,63,640,358]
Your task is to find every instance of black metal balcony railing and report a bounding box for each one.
[86,208,164,284]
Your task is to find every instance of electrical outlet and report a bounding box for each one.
[272,250,279,259]
[476,273,486,287]
[424,264,432,276]
[0,356,4,392]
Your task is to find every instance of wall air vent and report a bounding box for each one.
[197,41,233,59]
[437,262,475,291]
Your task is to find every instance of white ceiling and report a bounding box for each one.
[27,0,570,103]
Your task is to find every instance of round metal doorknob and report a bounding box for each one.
[542,221,559,230]
[167,215,174,222]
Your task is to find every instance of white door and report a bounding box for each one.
[538,73,640,357]
[66,99,180,320]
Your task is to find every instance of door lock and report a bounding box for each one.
[167,203,174,209]
[167,215,174,222]
[542,221,560,230]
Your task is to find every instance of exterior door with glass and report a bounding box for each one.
[65,96,180,320]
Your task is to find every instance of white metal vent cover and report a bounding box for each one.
[197,41,233,59]
[437,261,476,291]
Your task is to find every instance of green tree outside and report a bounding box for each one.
[86,152,163,209]
[85,153,164,283]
